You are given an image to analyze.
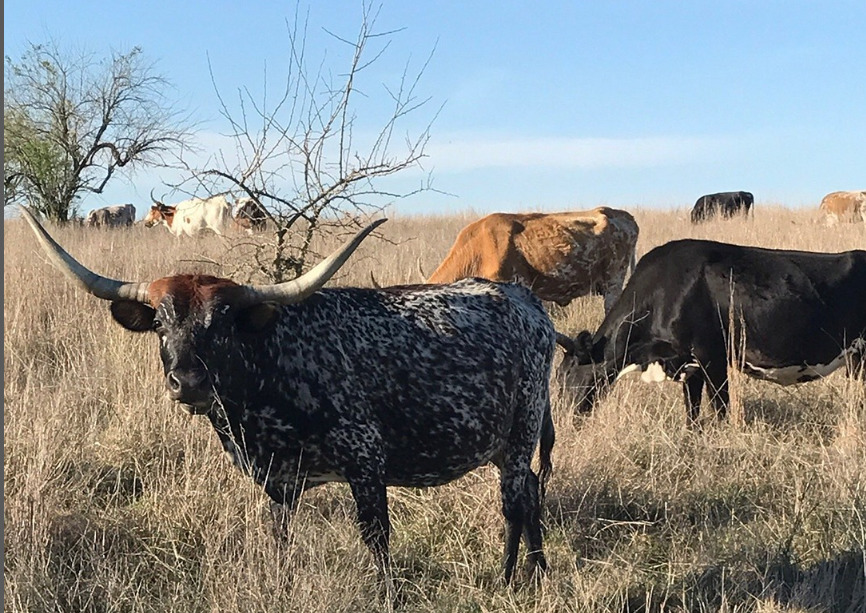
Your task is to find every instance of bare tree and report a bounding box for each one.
[4,42,192,221]
[174,3,438,282]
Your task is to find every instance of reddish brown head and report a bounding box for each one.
[143,203,176,228]
[21,206,386,408]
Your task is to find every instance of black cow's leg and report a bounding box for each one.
[265,479,316,540]
[704,363,730,420]
[520,470,548,579]
[847,347,865,380]
[683,373,704,425]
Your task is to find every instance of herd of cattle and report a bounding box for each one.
[79,188,866,233]
[78,193,269,234]
[19,185,865,591]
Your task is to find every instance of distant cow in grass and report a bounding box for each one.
[144,191,234,237]
[819,190,866,226]
[85,204,136,228]
[232,197,269,233]
[690,191,754,223]
[427,207,639,313]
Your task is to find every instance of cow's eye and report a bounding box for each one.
[153,318,163,331]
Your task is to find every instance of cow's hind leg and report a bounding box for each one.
[491,449,530,585]
[704,362,730,421]
[520,470,548,579]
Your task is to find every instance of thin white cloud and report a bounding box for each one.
[425,134,737,172]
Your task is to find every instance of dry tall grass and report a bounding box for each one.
[4,207,865,612]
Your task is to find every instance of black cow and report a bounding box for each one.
[556,239,866,424]
[691,191,754,223]
[21,207,556,593]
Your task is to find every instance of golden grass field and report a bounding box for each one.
[3,205,865,612]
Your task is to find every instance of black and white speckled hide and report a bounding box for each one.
[21,205,557,587]
[146,277,556,583]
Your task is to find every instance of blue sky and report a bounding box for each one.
[5,1,865,215]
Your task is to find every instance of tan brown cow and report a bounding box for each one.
[819,190,866,225]
[427,207,639,313]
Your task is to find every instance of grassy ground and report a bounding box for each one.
[4,206,865,612]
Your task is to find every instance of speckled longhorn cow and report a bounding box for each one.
[427,207,639,313]
[21,207,556,588]
[556,239,866,424]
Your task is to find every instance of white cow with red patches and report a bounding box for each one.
[144,193,234,237]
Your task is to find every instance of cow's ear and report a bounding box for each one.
[110,301,156,332]
[236,302,280,334]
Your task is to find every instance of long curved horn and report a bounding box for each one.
[149,188,162,206]
[238,219,387,305]
[20,206,150,303]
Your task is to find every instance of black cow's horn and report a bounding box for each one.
[555,332,577,353]
[237,219,387,306]
[21,206,151,303]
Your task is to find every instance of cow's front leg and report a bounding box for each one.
[265,478,319,541]
[349,477,393,604]
[682,373,704,426]
[333,425,395,602]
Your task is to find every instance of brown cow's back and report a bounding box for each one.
[819,190,866,225]
[428,207,639,311]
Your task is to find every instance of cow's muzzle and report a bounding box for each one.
[165,368,212,412]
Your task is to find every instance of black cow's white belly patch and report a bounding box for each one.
[616,361,700,384]
[744,355,848,385]
[745,339,864,385]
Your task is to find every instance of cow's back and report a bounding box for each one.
[427,214,524,283]
[512,208,638,305]
[603,239,866,366]
[820,191,866,224]
[174,196,233,236]
[428,208,639,306]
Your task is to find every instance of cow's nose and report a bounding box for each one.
[165,369,209,404]
[166,371,183,394]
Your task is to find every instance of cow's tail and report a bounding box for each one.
[537,401,555,506]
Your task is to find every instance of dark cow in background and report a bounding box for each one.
[21,207,556,593]
[233,197,269,233]
[85,204,136,228]
[557,239,866,424]
[691,191,754,223]
[427,207,639,313]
